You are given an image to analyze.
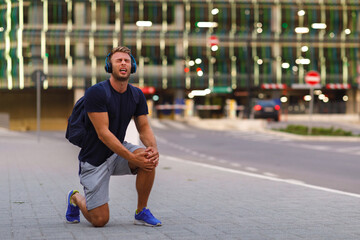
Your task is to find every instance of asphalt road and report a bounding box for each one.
[27,120,360,195]
[151,120,360,195]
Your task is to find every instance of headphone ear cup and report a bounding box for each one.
[130,54,137,74]
[105,54,112,73]
[105,62,112,73]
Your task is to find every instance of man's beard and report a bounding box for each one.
[113,71,130,82]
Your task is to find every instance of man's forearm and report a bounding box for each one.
[139,128,157,149]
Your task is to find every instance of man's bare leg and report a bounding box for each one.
[71,193,109,227]
[130,148,156,212]
[135,168,155,212]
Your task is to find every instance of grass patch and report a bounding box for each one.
[276,124,359,137]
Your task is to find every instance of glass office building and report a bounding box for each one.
[0,0,359,124]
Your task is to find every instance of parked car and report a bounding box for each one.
[252,99,280,121]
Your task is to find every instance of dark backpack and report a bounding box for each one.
[65,81,140,148]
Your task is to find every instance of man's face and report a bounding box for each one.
[111,52,132,81]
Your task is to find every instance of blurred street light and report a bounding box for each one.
[188,89,211,98]
[311,23,327,29]
[304,95,312,101]
[280,96,288,103]
[211,45,218,51]
[152,95,159,101]
[345,29,351,35]
[136,21,152,27]
[301,46,309,52]
[282,62,290,69]
[211,8,219,15]
[295,27,309,34]
[296,58,311,65]
[298,10,306,16]
[196,22,218,28]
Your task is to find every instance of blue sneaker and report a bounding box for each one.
[134,208,162,227]
[66,190,80,223]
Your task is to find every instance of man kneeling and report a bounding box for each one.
[65,46,161,227]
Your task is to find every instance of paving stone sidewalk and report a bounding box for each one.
[0,130,360,240]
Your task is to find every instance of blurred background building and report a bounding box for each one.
[0,0,359,130]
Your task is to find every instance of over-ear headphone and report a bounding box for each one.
[104,52,137,74]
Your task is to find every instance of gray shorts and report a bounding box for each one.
[79,141,142,210]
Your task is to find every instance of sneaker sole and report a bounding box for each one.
[134,219,162,227]
[66,219,80,224]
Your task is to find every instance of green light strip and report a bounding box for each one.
[89,0,96,86]
[113,0,120,47]
[5,0,12,90]
[66,0,73,89]
[18,0,24,89]
[42,0,48,89]
[161,2,167,89]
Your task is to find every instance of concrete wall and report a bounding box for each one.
[0,89,74,131]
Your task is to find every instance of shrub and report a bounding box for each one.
[277,125,355,136]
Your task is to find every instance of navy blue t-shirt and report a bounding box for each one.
[78,80,148,166]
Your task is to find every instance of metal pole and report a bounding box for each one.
[246,38,252,119]
[119,0,124,46]
[308,86,314,135]
[36,71,41,142]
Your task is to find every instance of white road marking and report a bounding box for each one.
[226,131,293,143]
[192,152,201,156]
[285,179,305,184]
[297,144,330,151]
[263,172,278,178]
[335,146,360,153]
[230,163,241,167]
[335,146,360,152]
[245,167,258,172]
[180,133,197,138]
[163,120,187,130]
[176,146,186,150]
[163,155,360,199]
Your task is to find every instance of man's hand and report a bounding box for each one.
[145,147,159,167]
[133,151,156,171]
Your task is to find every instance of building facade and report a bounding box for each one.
[0,0,360,129]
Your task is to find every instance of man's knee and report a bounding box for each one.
[91,215,109,227]
[89,204,109,227]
